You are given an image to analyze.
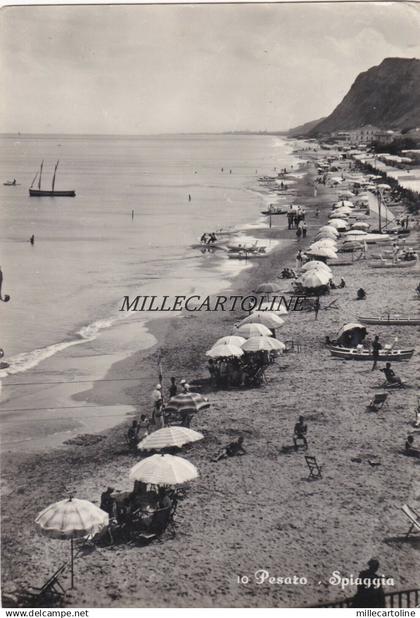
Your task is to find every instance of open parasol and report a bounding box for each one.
[129,454,199,485]
[138,426,203,450]
[206,344,244,358]
[242,336,286,353]
[234,322,272,338]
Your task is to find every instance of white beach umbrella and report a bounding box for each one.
[329,211,349,219]
[129,454,199,485]
[377,183,391,190]
[234,323,272,338]
[338,190,355,198]
[328,219,349,231]
[36,497,109,588]
[319,225,339,236]
[138,427,203,451]
[213,335,246,347]
[254,302,288,316]
[308,239,337,250]
[300,260,332,274]
[242,336,286,353]
[206,344,244,358]
[351,222,370,230]
[334,200,354,208]
[344,229,367,236]
[300,270,331,288]
[316,230,339,241]
[239,311,285,329]
[306,247,338,260]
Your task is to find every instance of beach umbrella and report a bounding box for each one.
[213,335,246,347]
[330,176,343,184]
[316,230,339,241]
[377,183,391,190]
[306,247,338,260]
[319,225,339,236]
[164,392,210,414]
[254,282,281,294]
[206,344,244,358]
[344,229,367,236]
[36,497,109,588]
[329,211,349,219]
[351,222,370,230]
[254,302,288,316]
[129,454,199,485]
[300,260,332,274]
[234,323,272,338]
[333,206,353,216]
[328,219,348,231]
[242,336,286,353]
[338,190,355,198]
[300,270,331,288]
[138,427,203,451]
[308,240,337,250]
[239,311,285,330]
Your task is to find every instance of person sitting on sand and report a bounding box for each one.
[127,420,140,449]
[405,435,420,458]
[213,436,246,461]
[138,414,150,439]
[338,278,346,288]
[180,379,190,394]
[293,416,308,449]
[200,233,207,244]
[169,376,177,398]
[100,487,116,518]
[356,288,366,300]
[380,362,402,386]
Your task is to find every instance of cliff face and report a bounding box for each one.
[307,57,420,136]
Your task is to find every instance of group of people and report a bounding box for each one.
[207,351,274,388]
[287,206,306,230]
[200,232,218,244]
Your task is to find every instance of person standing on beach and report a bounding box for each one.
[314,296,320,320]
[296,249,303,269]
[351,559,386,608]
[151,384,163,425]
[371,335,382,371]
[315,208,320,218]
[188,194,191,202]
[296,227,302,241]
[302,221,307,239]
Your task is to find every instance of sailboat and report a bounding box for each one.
[29,160,76,197]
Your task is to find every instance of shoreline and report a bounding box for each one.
[2,149,419,608]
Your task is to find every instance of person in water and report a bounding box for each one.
[30,235,35,245]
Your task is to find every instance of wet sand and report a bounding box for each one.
[1,152,419,608]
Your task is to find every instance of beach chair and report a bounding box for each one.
[25,563,67,606]
[305,455,323,480]
[401,504,420,539]
[293,435,308,451]
[367,393,388,412]
[284,339,302,353]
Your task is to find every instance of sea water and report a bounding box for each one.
[0,133,299,449]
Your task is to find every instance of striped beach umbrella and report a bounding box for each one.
[138,427,203,450]
[213,335,246,347]
[36,497,109,587]
[129,454,199,485]
[300,269,331,288]
[255,302,288,315]
[239,311,285,329]
[300,260,332,274]
[234,323,272,338]
[164,392,210,414]
[242,336,286,353]
[254,282,281,294]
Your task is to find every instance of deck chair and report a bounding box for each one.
[284,340,302,353]
[305,455,323,480]
[401,504,420,539]
[367,393,388,412]
[26,562,67,606]
[293,436,308,451]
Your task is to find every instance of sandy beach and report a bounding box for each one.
[1,148,419,608]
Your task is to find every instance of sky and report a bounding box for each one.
[0,2,419,134]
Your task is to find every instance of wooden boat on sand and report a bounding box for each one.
[369,260,417,269]
[327,345,414,361]
[358,316,420,326]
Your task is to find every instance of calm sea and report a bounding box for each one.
[0,133,298,374]
[0,134,300,450]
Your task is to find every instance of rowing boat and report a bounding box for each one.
[358,316,420,326]
[327,345,414,361]
[369,260,417,269]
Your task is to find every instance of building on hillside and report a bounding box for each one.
[347,125,381,145]
[375,130,401,145]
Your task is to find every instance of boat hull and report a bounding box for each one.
[29,189,76,197]
[369,260,417,269]
[358,316,420,326]
[328,345,414,361]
